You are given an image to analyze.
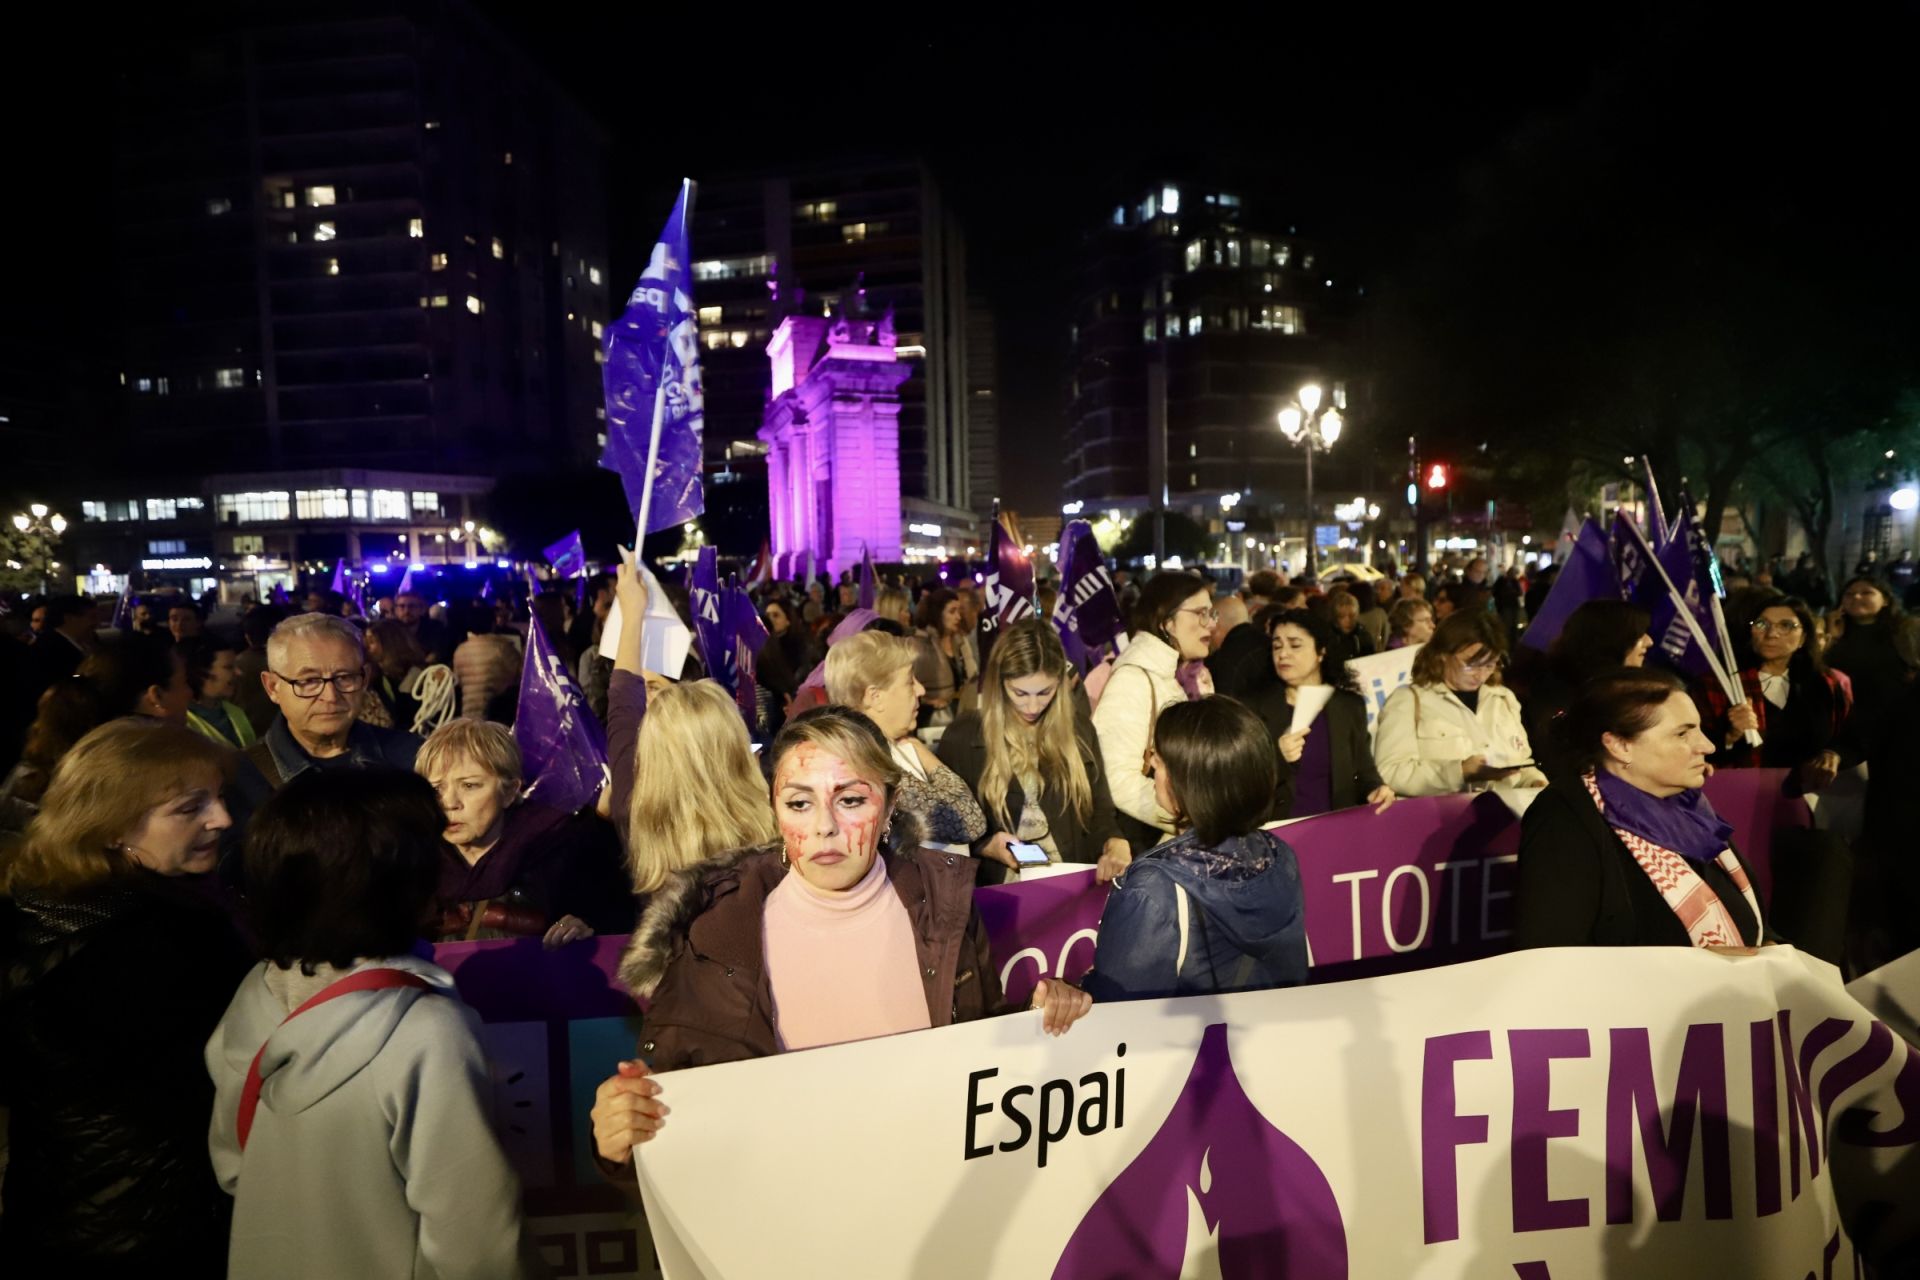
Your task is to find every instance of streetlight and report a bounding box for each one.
[1277,383,1343,578]
[10,503,68,593]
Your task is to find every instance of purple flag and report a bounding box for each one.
[329,559,347,594]
[479,577,494,601]
[111,580,135,631]
[689,546,728,690]
[544,530,587,579]
[979,506,1036,683]
[857,545,877,610]
[346,577,367,618]
[270,582,290,606]
[600,181,705,535]
[1054,519,1125,665]
[1520,519,1612,651]
[397,566,414,596]
[513,612,610,814]
[723,585,771,730]
[1674,486,1725,597]
[1606,510,1653,602]
[1642,510,1721,678]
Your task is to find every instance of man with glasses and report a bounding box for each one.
[244,614,421,789]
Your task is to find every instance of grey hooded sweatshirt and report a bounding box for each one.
[205,953,539,1279]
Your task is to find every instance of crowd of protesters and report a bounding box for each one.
[1,539,1916,1275]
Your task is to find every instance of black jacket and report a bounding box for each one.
[1514,775,1764,949]
[936,707,1124,870]
[1205,623,1278,701]
[1243,685,1384,818]
[0,876,254,1272]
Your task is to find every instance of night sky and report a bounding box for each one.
[8,9,1915,512]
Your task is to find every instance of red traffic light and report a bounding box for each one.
[1425,463,1449,490]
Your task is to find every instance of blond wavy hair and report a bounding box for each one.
[5,718,230,895]
[626,680,776,892]
[977,619,1093,830]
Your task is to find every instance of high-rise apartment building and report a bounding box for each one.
[110,4,610,479]
[1065,183,1360,529]
[689,160,991,527]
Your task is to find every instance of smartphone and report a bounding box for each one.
[1008,841,1051,867]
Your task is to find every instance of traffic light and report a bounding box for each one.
[1426,462,1449,490]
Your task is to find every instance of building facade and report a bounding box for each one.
[1065,183,1364,562]
[107,3,609,483]
[688,159,993,522]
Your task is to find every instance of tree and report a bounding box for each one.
[1113,512,1208,565]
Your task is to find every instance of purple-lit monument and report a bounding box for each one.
[760,307,910,578]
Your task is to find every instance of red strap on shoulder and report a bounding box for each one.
[236,968,434,1152]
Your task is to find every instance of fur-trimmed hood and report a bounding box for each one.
[616,808,930,998]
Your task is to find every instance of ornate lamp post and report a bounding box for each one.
[1277,384,1343,579]
[11,503,69,594]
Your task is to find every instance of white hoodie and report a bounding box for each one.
[205,953,538,1279]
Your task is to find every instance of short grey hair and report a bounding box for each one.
[267,613,367,671]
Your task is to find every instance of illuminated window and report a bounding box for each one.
[325,257,339,276]
[281,190,297,209]
[313,221,337,242]
[729,330,749,348]
[1188,444,1198,458]
[592,348,605,365]
[503,151,513,165]
[798,200,837,222]
[1187,313,1202,336]
[1251,240,1271,267]
[429,295,449,308]
[1112,206,1125,226]
[408,217,424,238]
[148,539,186,555]
[1219,193,1241,209]
[1252,305,1304,335]
[465,295,482,315]
[691,254,773,282]
[206,197,232,216]
[410,491,440,513]
[697,305,722,325]
[371,490,409,520]
[703,330,727,350]
[430,253,446,271]
[1302,253,1315,271]
[1143,192,1158,220]
[213,368,246,389]
[1184,240,1203,272]
[1143,317,1157,342]
[491,237,504,259]
[83,499,140,522]
[591,320,604,339]
[424,120,441,130]
[146,499,179,521]
[842,223,868,242]
[307,185,336,206]
[216,491,291,523]
[1227,239,1242,268]
[1161,185,1181,215]
[595,406,605,420]
[350,490,369,519]
[295,488,350,519]
[588,266,602,285]
[132,377,153,393]
[1275,244,1292,267]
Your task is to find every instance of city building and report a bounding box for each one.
[68,470,497,601]
[1064,183,1368,568]
[689,159,991,536]
[93,4,608,518]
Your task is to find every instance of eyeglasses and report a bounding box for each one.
[270,669,367,699]
[1176,606,1218,625]
[1456,652,1506,671]
[1750,619,1803,634]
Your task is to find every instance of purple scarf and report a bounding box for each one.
[1591,769,1735,864]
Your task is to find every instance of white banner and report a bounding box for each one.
[635,947,1919,1278]
[1349,642,1421,736]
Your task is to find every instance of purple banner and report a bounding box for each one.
[328,558,347,594]
[512,613,610,814]
[723,585,770,729]
[688,545,727,691]
[600,182,704,535]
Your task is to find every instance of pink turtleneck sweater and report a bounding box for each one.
[762,854,932,1052]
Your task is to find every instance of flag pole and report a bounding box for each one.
[1621,519,1761,747]
[630,177,697,558]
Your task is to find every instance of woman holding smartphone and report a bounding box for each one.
[937,619,1131,883]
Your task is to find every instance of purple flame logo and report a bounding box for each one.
[1053,1023,1347,1278]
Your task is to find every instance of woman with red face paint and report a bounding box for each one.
[588,705,1093,1175]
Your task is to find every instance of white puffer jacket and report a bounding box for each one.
[1372,681,1548,797]
[1091,632,1187,835]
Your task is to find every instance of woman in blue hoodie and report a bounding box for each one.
[1085,696,1309,1000]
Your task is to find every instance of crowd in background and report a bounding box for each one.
[2,542,1917,1274]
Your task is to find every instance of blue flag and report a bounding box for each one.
[722,585,771,731]
[858,545,877,610]
[1607,511,1653,603]
[689,546,729,691]
[1520,519,1613,651]
[601,181,705,535]
[513,612,610,814]
[1054,519,1125,670]
[544,530,588,579]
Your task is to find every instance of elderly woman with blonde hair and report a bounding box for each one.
[416,717,632,945]
[826,630,988,847]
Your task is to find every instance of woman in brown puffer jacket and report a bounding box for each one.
[588,705,1094,1178]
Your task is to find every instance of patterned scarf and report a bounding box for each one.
[1582,772,1762,948]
